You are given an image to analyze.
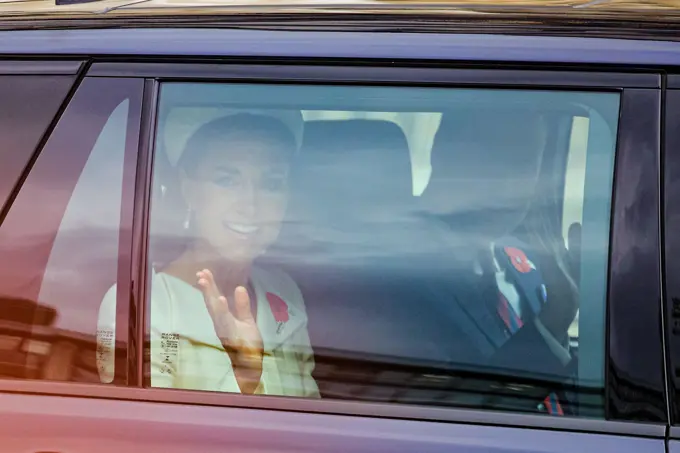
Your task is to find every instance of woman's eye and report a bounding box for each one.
[262,177,286,192]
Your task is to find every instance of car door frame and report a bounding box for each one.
[112,60,667,428]
[0,58,667,445]
[661,77,680,440]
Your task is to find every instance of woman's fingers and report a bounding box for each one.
[197,269,232,321]
[197,269,221,301]
[233,286,254,322]
[195,271,257,345]
[217,295,231,315]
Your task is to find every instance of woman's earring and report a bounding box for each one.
[183,208,192,230]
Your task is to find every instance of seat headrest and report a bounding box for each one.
[298,119,413,208]
[303,119,409,155]
[272,119,414,263]
[430,108,546,182]
[420,108,547,239]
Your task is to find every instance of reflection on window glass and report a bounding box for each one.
[0,78,142,383]
[145,83,619,418]
[0,75,76,212]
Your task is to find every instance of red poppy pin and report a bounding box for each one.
[266,292,289,334]
[504,247,532,274]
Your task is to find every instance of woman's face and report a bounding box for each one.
[181,131,291,263]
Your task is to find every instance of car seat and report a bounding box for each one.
[415,108,577,412]
[265,119,445,399]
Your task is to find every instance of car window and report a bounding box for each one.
[137,82,618,418]
[0,78,143,383]
[0,75,76,213]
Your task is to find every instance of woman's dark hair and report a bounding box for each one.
[177,113,297,175]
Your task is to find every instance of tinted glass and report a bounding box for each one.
[0,77,143,383]
[664,89,680,424]
[0,75,76,212]
[140,83,619,417]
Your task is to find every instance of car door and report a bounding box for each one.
[0,58,667,452]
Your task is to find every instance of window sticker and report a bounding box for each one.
[96,328,115,383]
[159,332,179,376]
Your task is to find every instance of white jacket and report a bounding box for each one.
[97,265,319,397]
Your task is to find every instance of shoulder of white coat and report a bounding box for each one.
[102,282,117,301]
[252,264,307,311]
[148,271,183,325]
[99,272,177,325]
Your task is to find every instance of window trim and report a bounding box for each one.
[669,425,680,440]
[88,62,659,89]
[0,60,84,75]
[662,75,680,90]
[107,76,146,387]
[0,378,664,438]
[127,78,159,387]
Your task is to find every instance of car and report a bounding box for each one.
[0,0,676,451]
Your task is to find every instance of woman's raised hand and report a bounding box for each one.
[197,269,264,393]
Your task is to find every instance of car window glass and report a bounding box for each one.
[141,82,619,418]
[0,78,142,383]
[0,75,76,213]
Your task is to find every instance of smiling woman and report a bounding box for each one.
[97,104,320,397]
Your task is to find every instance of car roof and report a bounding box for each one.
[1,0,680,20]
[1,0,680,66]
[0,26,678,69]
